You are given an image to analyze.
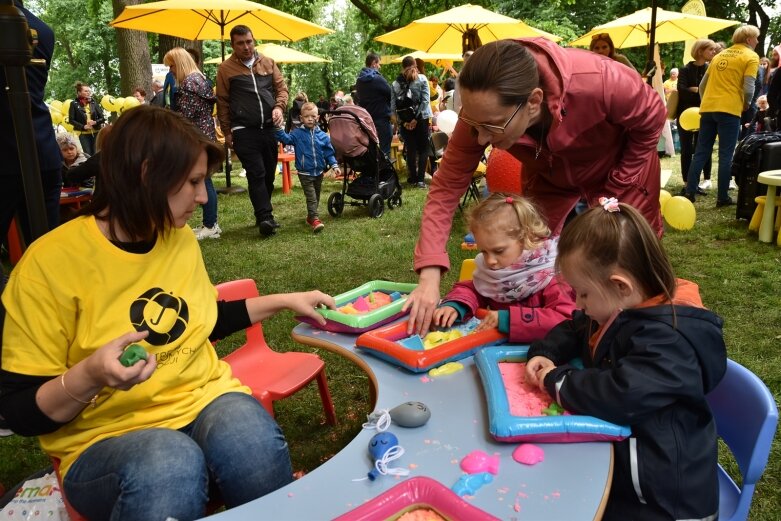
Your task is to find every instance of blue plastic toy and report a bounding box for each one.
[452,471,493,496]
[367,431,406,481]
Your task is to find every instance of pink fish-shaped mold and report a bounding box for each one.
[460,450,500,475]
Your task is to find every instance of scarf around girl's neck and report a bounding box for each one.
[471,236,559,303]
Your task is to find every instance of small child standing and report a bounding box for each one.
[432,193,576,343]
[56,133,89,187]
[745,94,769,134]
[276,102,340,233]
[525,198,727,521]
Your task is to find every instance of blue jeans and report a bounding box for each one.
[685,112,740,202]
[64,393,293,521]
[201,177,218,227]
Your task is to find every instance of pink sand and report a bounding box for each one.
[499,362,553,417]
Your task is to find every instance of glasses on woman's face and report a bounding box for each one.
[591,33,610,40]
[458,99,527,135]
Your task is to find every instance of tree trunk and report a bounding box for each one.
[158,36,203,67]
[111,0,152,96]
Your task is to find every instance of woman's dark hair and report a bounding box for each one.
[557,203,676,302]
[458,40,538,106]
[84,105,223,242]
[74,81,89,94]
[589,34,616,58]
[444,78,455,91]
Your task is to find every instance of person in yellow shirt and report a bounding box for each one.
[0,105,335,521]
[663,68,678,101]
[683,25,760,207]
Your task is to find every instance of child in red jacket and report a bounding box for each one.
[432,192,576,343]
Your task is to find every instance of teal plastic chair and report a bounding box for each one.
[706,359,778,521]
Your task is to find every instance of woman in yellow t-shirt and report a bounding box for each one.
[0,105,335,521]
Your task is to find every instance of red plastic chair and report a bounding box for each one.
[216,279,337,425]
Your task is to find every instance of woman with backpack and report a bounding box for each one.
[391,56,432,189]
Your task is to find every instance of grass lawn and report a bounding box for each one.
[1,156,779,518]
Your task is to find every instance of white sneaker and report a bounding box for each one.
[194,223,221,240]
[729,179,738,191]
[698,179,712,190]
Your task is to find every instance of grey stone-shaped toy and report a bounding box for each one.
[389,401,431,428]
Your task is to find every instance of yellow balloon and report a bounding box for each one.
[663,196,696,230]
[62,99,73,118]
[435,59,453,69]
[679,107,700,131]
[50,100,63,112]
[100,94,113,112]
[123,96,141,111]
[659,189,672,210]
[61,118,74,133]
[49,108,63,126]
[106,96,122,113]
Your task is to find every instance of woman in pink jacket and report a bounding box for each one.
[406,38,666,335]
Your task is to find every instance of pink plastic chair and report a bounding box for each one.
[216,279,337,425]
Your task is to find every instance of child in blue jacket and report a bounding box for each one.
[276,102,340,233]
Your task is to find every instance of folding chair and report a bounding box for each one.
[459,160,486,211]
[216,279,337,425]
[706,358,778,521]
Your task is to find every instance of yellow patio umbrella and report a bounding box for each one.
[374,4,560,55]
[390,51,463,64]
[203,43,331,64]
[111,0,332,41]
[111,0,332,191]
[570,7,739,49]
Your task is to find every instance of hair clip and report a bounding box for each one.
[598,197,620,213]
[505,197,514,204]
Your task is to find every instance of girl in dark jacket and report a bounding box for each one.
[526,199,726,521]
[68,82,105,156]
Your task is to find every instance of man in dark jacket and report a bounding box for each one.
[216,24,289,237]
[356,52,392,158]
[0,0,62,251]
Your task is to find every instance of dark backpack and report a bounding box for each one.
[395,80,419,123]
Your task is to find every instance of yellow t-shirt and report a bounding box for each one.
[700,44,759,116]
[1,216,248,477]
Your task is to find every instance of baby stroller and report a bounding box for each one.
[326,105,402,218]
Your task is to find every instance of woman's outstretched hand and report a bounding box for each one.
[287,291,336,326]
[403,267,442,336]
[86,330,156,391]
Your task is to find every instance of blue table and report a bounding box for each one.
[205,323,613,520]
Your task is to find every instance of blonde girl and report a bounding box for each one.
[525,198,726,520]
[432,192,576,343]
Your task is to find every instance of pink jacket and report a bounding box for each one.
[442,275,576,344]
[415,38,666,273]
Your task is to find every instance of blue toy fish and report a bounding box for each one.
[452,471,493,496]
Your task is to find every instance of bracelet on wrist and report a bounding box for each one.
[60,371,99,408]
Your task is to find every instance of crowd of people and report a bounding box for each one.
[1,6,778,519]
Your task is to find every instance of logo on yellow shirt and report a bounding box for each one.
[130,288,189,345]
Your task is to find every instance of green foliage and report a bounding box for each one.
[33,0,119,100]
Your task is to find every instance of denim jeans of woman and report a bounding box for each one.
[201,177,218,228]
[685,111,741,203]
[64,392,293,521]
